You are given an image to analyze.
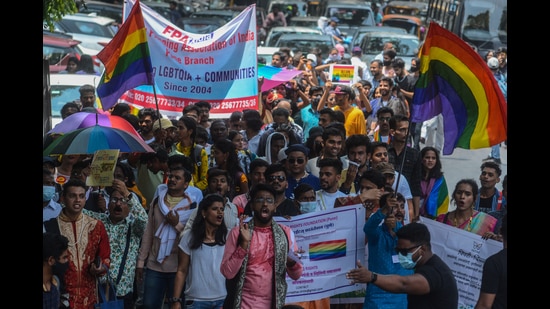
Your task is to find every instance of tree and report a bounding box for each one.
[43,0,79,31]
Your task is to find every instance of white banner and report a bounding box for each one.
[420,218,502,309]
[121,0,258,119]
[274,205,366,302]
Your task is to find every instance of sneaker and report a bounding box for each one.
[482,156,494,162]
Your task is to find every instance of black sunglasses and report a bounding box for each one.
[268,175,286,182]
[288,158,305,164]
[395,244,421,256]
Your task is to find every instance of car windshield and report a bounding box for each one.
[59,19,116,37]
[328,7,374,26]
[362,36,419,56]
[50,85,82,118]
[382,19,420,36]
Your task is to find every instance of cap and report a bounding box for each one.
[330,16,339,23]
[153,118,176,131]
[266,92,282,104]
[278,147,288,162]
[306,53,317,67]
[352,46,362,54]
[487,57,499,69]
[376,162,395,175]
[330,85,350,95]
[285,144,310,156]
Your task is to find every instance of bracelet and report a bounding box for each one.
[167,297,182,304]
[370,272,378,283]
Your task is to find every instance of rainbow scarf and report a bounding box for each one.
[97,0,154,111]
[410,22,507,155]
[422,176,449,219]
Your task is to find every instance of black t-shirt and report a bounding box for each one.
[408,254,458,309]
[243,198,299,217]
[479,248,507,309]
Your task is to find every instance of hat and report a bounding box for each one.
[330,85,349,95]
[43,156,58,167]
[487,57,499,70]
[285,144,310,156]
[266,92,282,104]
[278,147,288,162]
[376,162,395,175]
[352,46,362,54]
[330,16,339,23]
[153,118,176,131]
[306,53,317,67]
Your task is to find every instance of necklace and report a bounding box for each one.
[453,211,473,232]
[395,74,406,83]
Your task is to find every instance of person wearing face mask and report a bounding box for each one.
[325,47,342,64]
[43,168,62,233]
[43,232,70,309]
[346,222,458,309]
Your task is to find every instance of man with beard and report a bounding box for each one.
[84,187,148,309]
[371,106,394,143]
[339,134,371,195]
[244,163,299,217]
[306,123,348,178]
[369,76,408,132]
[43,232,69,309]
[332,85,367,137]
[221,183,303,309]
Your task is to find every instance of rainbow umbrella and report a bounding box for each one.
[48,112,140,136]
[43,125,154,155]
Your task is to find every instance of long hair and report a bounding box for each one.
[420,146,443,179]
[189,194,227,249]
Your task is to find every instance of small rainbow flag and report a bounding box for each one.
[423,176,449,219]
[411,22,507,155]
[97,0,154,111]
[309,239,346,261]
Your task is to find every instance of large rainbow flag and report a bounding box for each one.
[309,239,346,261]
[410,22,507,155]
[97,0,154,111]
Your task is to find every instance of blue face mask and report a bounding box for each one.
[299,201,317,213]
[398,245,422,269]
[329,54,341,61]
[43,185,56,202]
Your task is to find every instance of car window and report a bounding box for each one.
[361,35,419,56]
[60,20,115,37]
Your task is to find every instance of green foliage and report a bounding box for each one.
[43,0,79,31]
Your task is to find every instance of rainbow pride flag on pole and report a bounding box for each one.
[309,239,346,261]
[410,22,507,155]
[97,0,154,111]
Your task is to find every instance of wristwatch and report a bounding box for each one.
[371,272,378,283]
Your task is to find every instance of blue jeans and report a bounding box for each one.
[142,269,178,309]
[185,299,224,309]
[490,144,500,159]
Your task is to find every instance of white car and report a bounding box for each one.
[49,74,102,127]
[47,13,118,56]
[263,26,323,47]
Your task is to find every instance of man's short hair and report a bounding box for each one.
[396,222,431,247]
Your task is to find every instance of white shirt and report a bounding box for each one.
[315,189,347,211]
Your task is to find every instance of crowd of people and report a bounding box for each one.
[43,23,507,309]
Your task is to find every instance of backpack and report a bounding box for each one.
[191,144,204,176]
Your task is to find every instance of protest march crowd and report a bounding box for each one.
[43,1,507,309]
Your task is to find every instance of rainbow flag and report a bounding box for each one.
[410,22,507,155]
[309,239,346,261]
[258,63,303,92]
[423,176,449,219]
[97,0,154,111]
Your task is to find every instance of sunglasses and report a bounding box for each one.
[378,117,391,122]
[395,244,421,256]
[268,175,286,182]
[253,197,275,204]
[288,158,305,164]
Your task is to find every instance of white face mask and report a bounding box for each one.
[299,201,317,213]
[329,54,341,61]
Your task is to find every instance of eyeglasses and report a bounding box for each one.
[269,175,286,182]
[288,158,305,164]
[110,197,129,204]
[395,244,421,256]
[378,117,391,122]
[253,197,275,204]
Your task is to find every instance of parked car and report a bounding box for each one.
[264,26,323,47]
[381,14,424,40]
[383,0,428,21]
[43,31,85,73]
[321,0,375,27]
[358,32,420,69]
[176,17,226,34]
[287,15,321,29]
[78,1,123,24]
[49,73,102,127]
[350,25,406,48]
[267,0,309,18]
[47,13,118,55]
[273,33,336,56]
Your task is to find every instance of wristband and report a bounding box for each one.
[168,297,182,304]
